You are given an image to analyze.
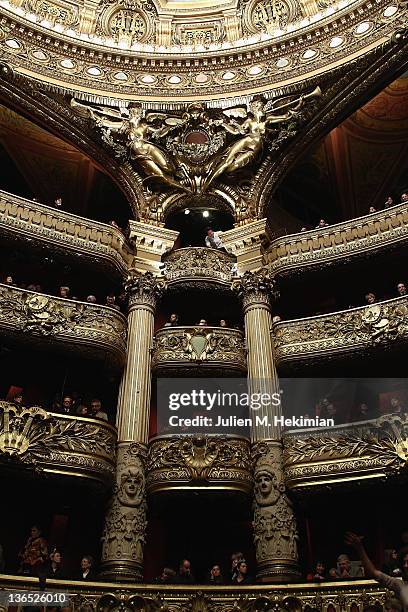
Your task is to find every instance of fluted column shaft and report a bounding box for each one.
[100,272,164,582]
[234,270,299,583]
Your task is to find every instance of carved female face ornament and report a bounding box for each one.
[254,468,281,506]
[118,468,144,506]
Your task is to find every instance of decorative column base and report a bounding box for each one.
[252,440,300,583]
[99,443,147,582]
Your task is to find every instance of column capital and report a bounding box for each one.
[232,269,278,309]
[125,271,165,310]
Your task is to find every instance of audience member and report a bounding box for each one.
[336,553,363,579]
[177,559,195,584]
[207,564,224,585]
[197,319,208,326]
[46,549,65,579]
[316,219,329,228]
[164,313,179,327]
[76,404,89,417]
[77,555,95,580]
[301,227,308,232]
[90,399,108,421]
[105,295,120,311]
[397,283,407,297]
[354,402,373,421]
[346,532,408,609]
[86,295,97,304]
[369,206,377,213]
[54,197,62,208]
[232,560,252,585]
[307,561,326,582]
[365,292,376,305]
[390,397,406,414]
[272,315,282,323]
[205,228,226,251]
[5,275,16,286]
[384,196,394,208]
[219,319,228,327]
[12,391,24,407]
[60,395,74,415]
[383,549,402,577]
[19,526,48,576]
[230,551,245,581]
[155,567,176,584]
[401,193,408,203]
[58,286,70,299]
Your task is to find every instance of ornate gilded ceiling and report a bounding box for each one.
[0,0,406,101]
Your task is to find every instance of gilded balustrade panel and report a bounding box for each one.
[161,248,236,287]
[0,575,391,611]
[0,401,116,485]
[283,414,408,489]
[273,297,408,366]
[0,284,127,367]
[263,204,408,276]
[146,434,252,493]
[152,326,246,374]
[0,190,135,276]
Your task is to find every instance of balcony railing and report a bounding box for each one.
[0,284,127,368]
[147,434,251,494]
[283,413,408,489]
[152,326,246,374]
[161,247,236,286]
[273,297,408,367]
[0,190,135,276]
[0,574,389,610]
[263,202,408,275]
[0,401,116,485]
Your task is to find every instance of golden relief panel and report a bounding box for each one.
[243,0,299,35]
[22,0,79,27]
[0,401,116,485]
[172,22,225,46]
[96,0,156,44]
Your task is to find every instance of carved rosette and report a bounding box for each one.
[146,435,252,493]
[252,440,300,581]
[233,269,278,311]
[125,271,165,311]
[100,442,147,582]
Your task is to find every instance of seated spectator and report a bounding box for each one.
[164,313,179,327]
[390,397,406,414]
[77,555,95,580]
[60,395,74,415]
[230,551,245,581]
[401,193,408,203]
[397,283,407,297]
[4,275,16,286]
[307,561,326,582]
[354,402,374,421]
[90,399,108,421]
[176,559,195,584]
[336,553,363,579]
[19,526,48,576]
[272,315,282,323]
[382,549,402,577]
[106,295,120,311]
[155,567,176,584]
[54,197,62,208]
[328,567,338,580]
[232,560,252,585]
[86,295,97,304]
[76,404,89,417]
[365,292,376,305]
[384,196,393,208]
[369,206,377,213]
[46,549,65,579]
[197,319,208,326]
[58,286,70,299]
[12,391,24,407]
[316,219,329,228]
[301,227,308,232]
[110,220,121,230]
[207,564,224,585]
[219,319,228,327]
[322,402,337,424]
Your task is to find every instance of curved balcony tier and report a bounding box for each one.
[152,327,246,375]
[263,203,408,277]
[0,575,389,609]
[273,297,408,368]
[0,401,116,486]
[161,248,236,290]
[0,190,135,277]
[283,414,408,490]
[147,435,251,494]
[0,284,127,369]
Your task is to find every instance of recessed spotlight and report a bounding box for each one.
[184,208,190,215]
[202,210,209,218]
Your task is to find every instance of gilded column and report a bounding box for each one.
[234,269,299,582]
[100,271,164,582]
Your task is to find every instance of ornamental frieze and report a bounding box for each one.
[0,401,116,484]
[151,327,247,374]
[161,247,236,285]
[283,414,408,488]
[146,435,252,493]
[273,297,408,366]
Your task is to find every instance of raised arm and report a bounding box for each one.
[344,532,380,579]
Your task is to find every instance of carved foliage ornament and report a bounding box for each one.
[101,443,147,567]
[97,0,156,45]
[125,271,165,309]
[243,0,299,35]
[252,442,299,563]
[233,269,278,306]
[162,247,236,282]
